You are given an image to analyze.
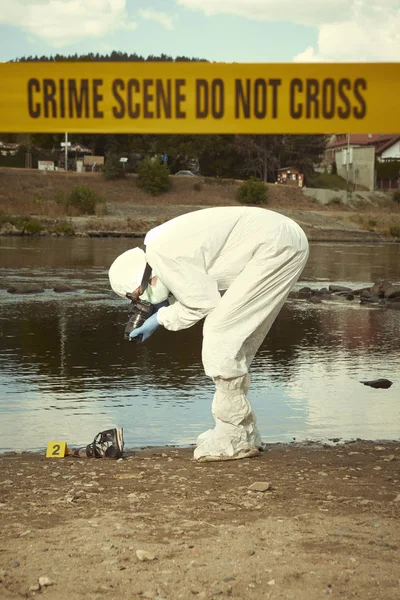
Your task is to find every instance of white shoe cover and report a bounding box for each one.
[193,375,262,461]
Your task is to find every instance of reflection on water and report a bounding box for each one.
[0,238,399,451]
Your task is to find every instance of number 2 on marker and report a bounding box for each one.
[46,441,68,458]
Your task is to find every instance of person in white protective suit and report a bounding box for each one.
[108,206,309,462]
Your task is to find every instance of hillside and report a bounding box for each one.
[0,168,399,242]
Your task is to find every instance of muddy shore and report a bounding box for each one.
[1,441,400,600]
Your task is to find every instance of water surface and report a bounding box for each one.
[0,238,399,452]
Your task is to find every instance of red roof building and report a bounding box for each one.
[325,134,400,165]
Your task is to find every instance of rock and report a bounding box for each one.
[223,576,235,582]
[211,588,223,595]
[354,287,372,296]
[393,494,400,502]
[309,296,322,304]
[297,287,313,298]
[385,285,400,299]
[0,223,22,235]
[136,550,157,562]
[360,379,393,389]
[9,561,20,568]
[383,454,396,462]
[329,285,353,293]
[248,481,272,492]
[53,284,76,293]
[360,294,381,305]
[29,583,41,592]
[38,576,55,587]
[7,284,45,294]
[371,280,392,298]
[0,570,8,582]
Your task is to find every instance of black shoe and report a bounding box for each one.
[86,428,124,459]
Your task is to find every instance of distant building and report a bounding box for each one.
[0,140,19,156]
[325,134,400,167]
[324,134,400,191]
[277,166,304,188]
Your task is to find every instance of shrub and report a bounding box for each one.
[392,190,400,204]
[193,181,202,192]
[388,224,400,238]
[53,223,75,236]
[237,177,268,205]
[136,158,171,196]
[21,218,43,234]
[67,184,105,215]
[103,153,126,180]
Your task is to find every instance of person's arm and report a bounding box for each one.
[148,252,221,331]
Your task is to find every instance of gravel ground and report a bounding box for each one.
[1,441,400,600]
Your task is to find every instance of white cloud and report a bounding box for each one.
[0,0,137,47]
[139,8,174,30]
[177,0,400,61]
[176,0,347,26]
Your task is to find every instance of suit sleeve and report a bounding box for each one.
[150,251,221,331]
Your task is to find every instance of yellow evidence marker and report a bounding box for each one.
[46,442,69,458]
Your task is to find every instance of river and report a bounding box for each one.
[0,237,399,452]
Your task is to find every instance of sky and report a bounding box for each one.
[0,0,399,63]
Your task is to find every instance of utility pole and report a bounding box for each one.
[65,132,68,171]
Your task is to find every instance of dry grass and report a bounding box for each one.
[1,168,399,239]
[0,167,325,216]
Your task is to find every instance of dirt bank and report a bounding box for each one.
[1,168,399,242]
[1,441,400,600]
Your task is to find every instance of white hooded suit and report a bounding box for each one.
[111,206,309,460]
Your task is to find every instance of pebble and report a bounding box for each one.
[29,583,41,592]
[9,561,20,568]
[211,588,223,595]
[136,550,157,562]
[38,576,55,587]
[393,494,400,502]
[223,576,235,582]
[248,481,272,492]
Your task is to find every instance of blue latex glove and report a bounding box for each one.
[129,312,160,343]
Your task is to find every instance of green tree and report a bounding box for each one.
[136,157,171,195]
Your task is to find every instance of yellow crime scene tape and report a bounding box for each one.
[0,62,399,134]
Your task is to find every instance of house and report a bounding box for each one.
[0,140,20,156]
[325,134,400,167]
[277,166,304,188]
[59,143,92,169]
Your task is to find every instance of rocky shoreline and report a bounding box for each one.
[291,280,400,310]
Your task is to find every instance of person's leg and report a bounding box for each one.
[194,223,309,461]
